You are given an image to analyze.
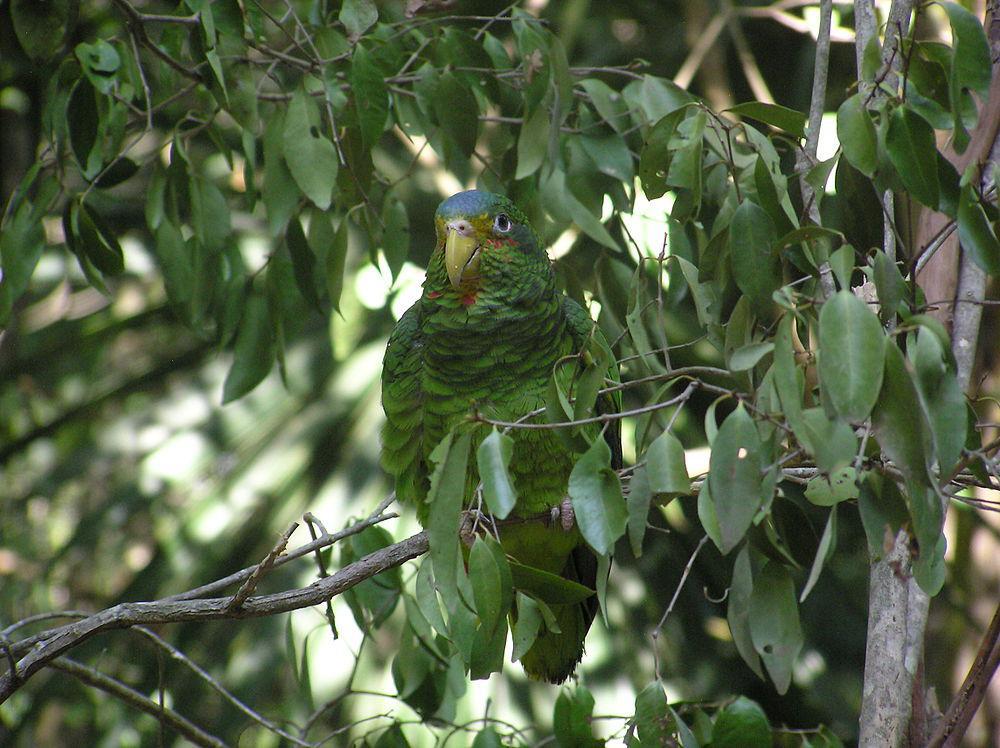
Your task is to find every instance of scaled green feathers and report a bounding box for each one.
[381,190,620,683]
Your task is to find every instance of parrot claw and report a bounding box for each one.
[549,498,575,532]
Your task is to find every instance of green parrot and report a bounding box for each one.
[380,189,621,683]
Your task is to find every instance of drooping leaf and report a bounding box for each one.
[580,78,630,133]
[885,105,940,209]
[957,183,1000,275]
[638,109,686,199]
[515,101,550,180]
[748,561,804,694]
[708,405,765,554]
[382,197,410,280]
[282,88,339,210]
[727,545,764,678]
[729,200,780,314]
[801,507,838,601]
[434,72,479,158]
[633,681,671,746]
[645,430,690,496]
[836,94,878,177]
[508,561,595,606]
[351,43,389,148]
[426,430,472,612]
[477,429,517,520]
[222,290,275,403]
[912,328,967,477]
[11,0,73,61]
[626,465,652,557]
[817,290,885,422]
[511,592,542,662]
[553,687,600,747]
[339,0,378,39]
[568,436,627,555]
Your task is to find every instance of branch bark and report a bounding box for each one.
[0,531,428,703]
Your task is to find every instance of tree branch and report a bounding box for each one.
[0,532,428,703]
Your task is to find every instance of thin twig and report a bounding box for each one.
[227,523,299,611]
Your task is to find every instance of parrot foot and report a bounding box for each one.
[549,498,575,532]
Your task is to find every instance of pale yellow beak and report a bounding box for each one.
[444,227,480,288]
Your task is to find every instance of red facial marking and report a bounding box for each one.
[427,290,442,299]
[461,293,477,307]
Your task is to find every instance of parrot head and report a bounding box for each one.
[430,190,547,300]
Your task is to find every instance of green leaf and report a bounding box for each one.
[477,429,517,520]
[65,198,125,277]
[708,405,765,554]
[342,526,403,627]
[434,72,479,158]
[645,430,690,496]
[382,197,410,280]
[712,696,771,748]
[805,467,858,507]
[635,74,692,125]
[282,88,339,210]
[728,101,806,138]
[554,687,600,748]
[0,196,46,324]
[324,218,349,313]
[415,558,447,634]
[222,290,275,403]
[730,200,780,314]
[426,431,472,613]
[727,545,764,678]
[818,290,886,422]
[339,0,378,39]
[516,102,550,180]
[798,408,858,474]
[942,2,992,149]
[872,250,906,323]
[626,465,652,558]
[189,176,231,252]
[729,342,774,372]
[836,94,878,177]
[581,78,630,133]
[285,217,318,310]
[638,110,686,199]
[469,537,508,638]
[11,0,72,61]
[67,78,101,179]
[872,343,941,555]
[542,168,619,250]
[568,436,627,555]
[471,727,503,748]
[748,561,804,694]
[957,183,1000,275]
[351,44,389,148]
[634,681,671,746]
[912,328,967,477]
[858,474,909,559]
[580,133,634,182]
[885,106,940,209]
[508,561,595,606]
[511,592,542,662]
[801,506,838,601]
[263,110,300,234]
[75,40,120,94]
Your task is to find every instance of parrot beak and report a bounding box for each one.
[444,222,480,289]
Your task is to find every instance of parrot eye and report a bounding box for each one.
[493,213,512,233]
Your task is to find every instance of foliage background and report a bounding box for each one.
[1,0,997,745]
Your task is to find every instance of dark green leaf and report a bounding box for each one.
[639,110,686,199]
[818,290,885,422]
[511,592,542,661]
[415,559,447,634]
[382,197,410,280]
[263,110,300,234]
[885,106,940,209]
[568,436,627,555]
[748,561,803,694]
[858,474,909,559]
[957,183,1000,275]
[75,40,120,93]
[189,176,231,252]
[508,561,595,606]
[645,430,690,496]
[11,0,73,61]
[469,537,508,638]
[471,728,502,748]
[65,198,125,277]
[477,429,517,520]
[351,44,389,148]
[801,507,838,601]
[727,545,764,678]
[342,526,403,627]
[67,78,100,179]
[0,196,46,323]
[728,101,806,138]
[730,200,780,314]
[222,290,275,403]
[339,0,378,39]
[634,681,670,746]
[324,218,349,313]
[283,88,339,210]
[554,687,600,748]
[912,328,967,477]
[286,216,319,308]
[712,696,771,748]
[872,250,906,323]
[708,405,765,554]
[581,78,630,133]
[627,465,652,558]
[426,430,472,613]
[836,94,878,177]
[434,72,479,158]
[798,408,858,474]
[94,157,139,188]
